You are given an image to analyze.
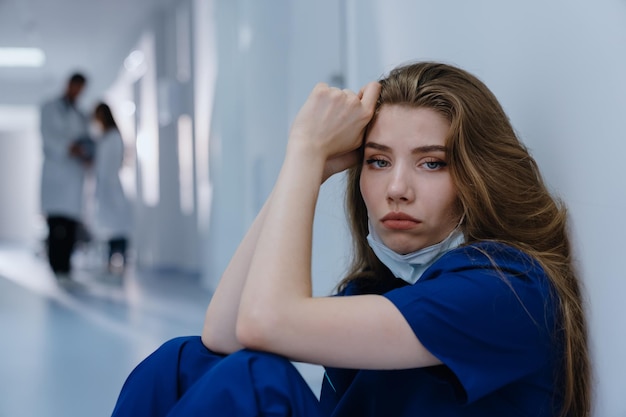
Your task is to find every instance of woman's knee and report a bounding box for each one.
[222,349,294,373]
[212,349,306,391]
[145,336,200,362]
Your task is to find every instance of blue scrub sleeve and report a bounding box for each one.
[383,243,557,404]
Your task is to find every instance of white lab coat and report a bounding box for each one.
[40,97,89,220]
[93,128,132,240]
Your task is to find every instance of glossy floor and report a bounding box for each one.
[0,242,322,417]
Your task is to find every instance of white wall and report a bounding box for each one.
[345,1,626,415]
[202,0,349,296]
[0,107,45,248]
[115,0,204,274]
[201,0,247,288]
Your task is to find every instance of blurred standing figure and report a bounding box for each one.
[92,102,132,274]
[40,73,91,277]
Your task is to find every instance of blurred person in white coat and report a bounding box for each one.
[92,102,132,274]
[40,73,92,277]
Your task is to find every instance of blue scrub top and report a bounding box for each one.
[320,242,563,417]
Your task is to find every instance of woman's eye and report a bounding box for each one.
[365,158,390,168]
[423,160,447,170]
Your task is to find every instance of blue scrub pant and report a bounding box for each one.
[110,336,326,417]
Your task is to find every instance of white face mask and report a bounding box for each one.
[366,218,465,284]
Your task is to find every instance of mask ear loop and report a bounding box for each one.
[440,212,467,243]
[445,210,467,242]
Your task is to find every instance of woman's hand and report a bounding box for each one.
[322,150,360,183]
[288,82,381,177]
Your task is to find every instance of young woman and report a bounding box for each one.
[92,102,132,273]
[111,62,590,417]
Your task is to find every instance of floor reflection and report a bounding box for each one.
[0,242,322,417]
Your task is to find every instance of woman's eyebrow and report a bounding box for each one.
[364,142,391,152]
[364,142,447,154]
[411,145,447,154]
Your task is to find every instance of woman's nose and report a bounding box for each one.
[386,167,414,203]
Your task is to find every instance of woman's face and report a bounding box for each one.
[360,105,460,254]
[94,109,104,124]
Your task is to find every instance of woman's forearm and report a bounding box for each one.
[234,83,380,351]
[220,83,380,353]
[201,194,272,353]
[236,143,324,347]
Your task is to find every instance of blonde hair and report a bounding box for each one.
[341,61,590,417]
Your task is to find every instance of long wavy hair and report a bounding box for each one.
[339,61,590,417]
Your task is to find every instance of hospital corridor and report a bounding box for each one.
[1,0,626,416]
[0,242,212,416]
[0,240,323,416]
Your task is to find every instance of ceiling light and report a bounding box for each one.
[0,47,46,67]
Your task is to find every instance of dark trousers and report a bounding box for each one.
[111,336,325,417]
[46,216,79,274]
[108,237,128,263]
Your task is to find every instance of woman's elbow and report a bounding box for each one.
[236,308,279,351]
[202,324,239,354]
[200,331,214,350]
[201,326,222,352]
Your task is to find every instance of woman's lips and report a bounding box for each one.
[381,213,420,230]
